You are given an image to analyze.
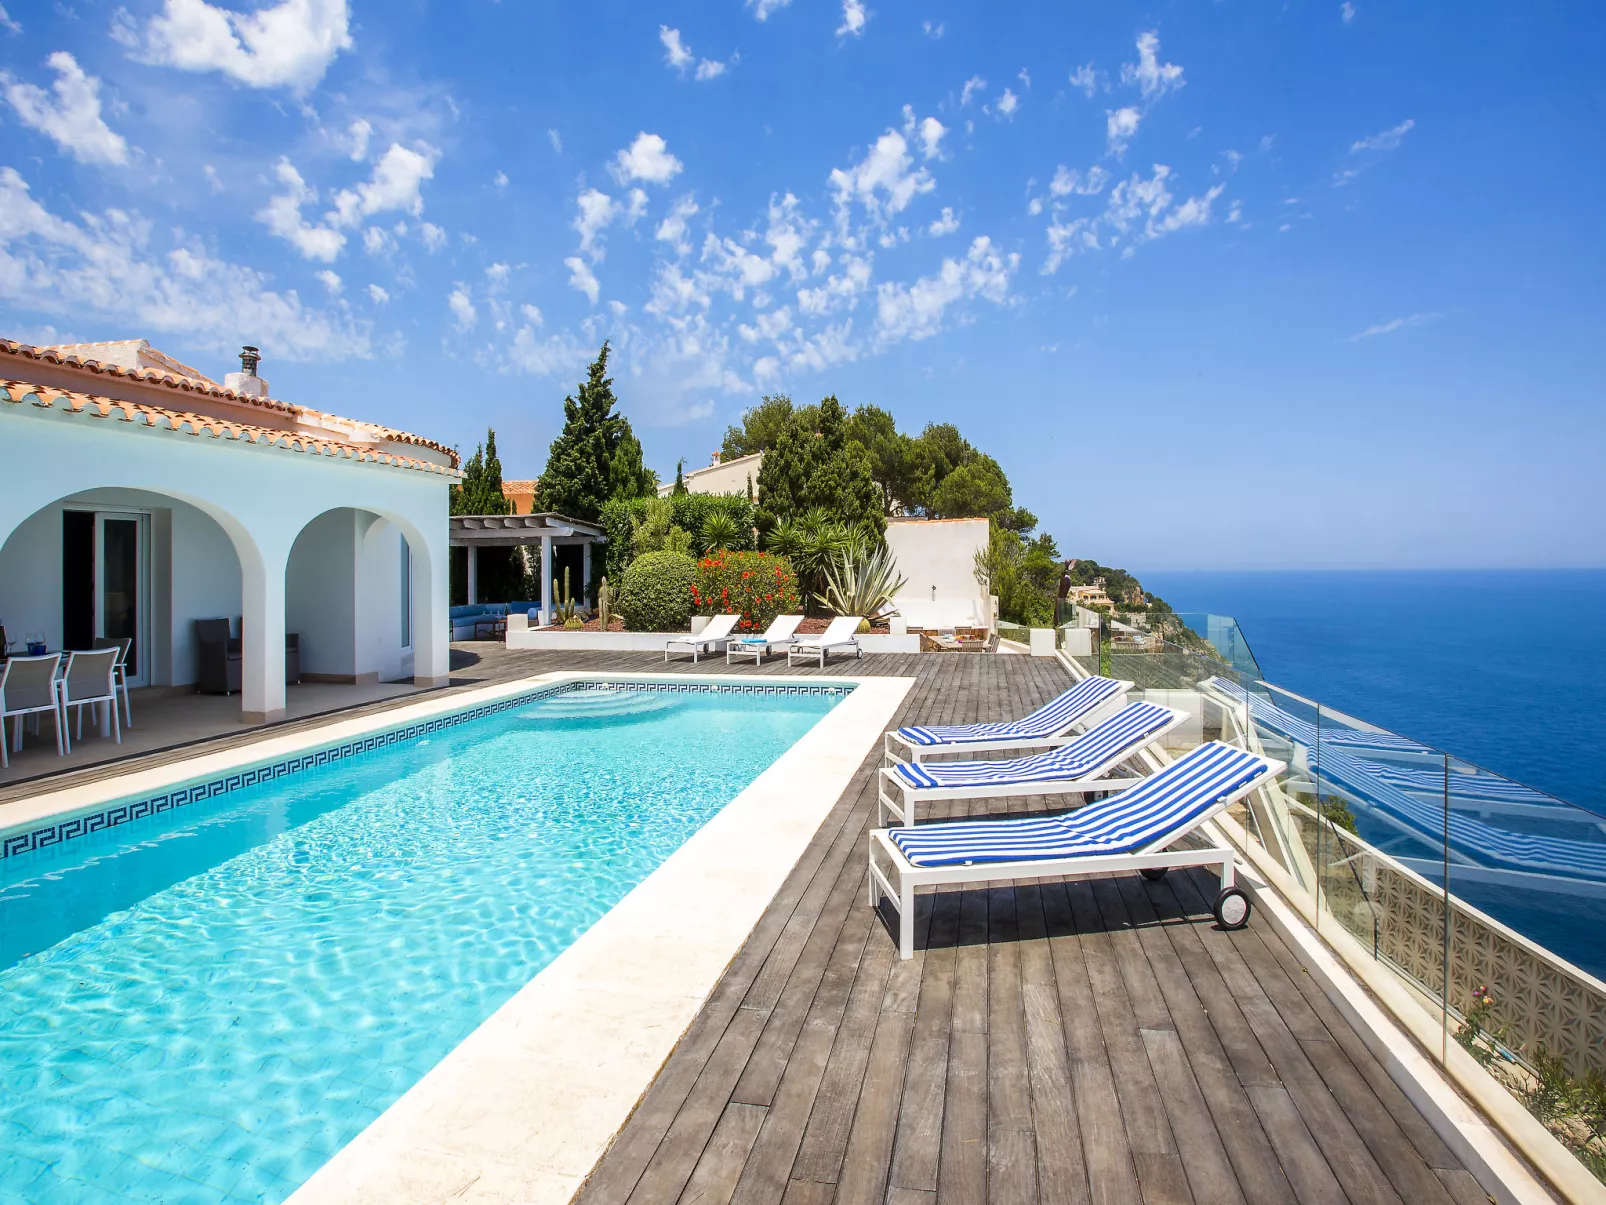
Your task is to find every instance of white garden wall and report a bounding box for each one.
[885,517,992,631]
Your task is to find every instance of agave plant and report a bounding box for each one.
[699,510,741,552]
[768,510,857,612]
[817,539,907,623]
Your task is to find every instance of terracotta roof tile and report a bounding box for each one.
[1,378,463,478]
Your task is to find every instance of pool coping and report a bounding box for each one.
[275,669,913,1204]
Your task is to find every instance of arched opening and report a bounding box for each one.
[285,508,421,687]
[0,487,248,691]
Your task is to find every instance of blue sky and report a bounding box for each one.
[1,0,1601,569]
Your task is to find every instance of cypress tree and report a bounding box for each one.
[537,342,654,522]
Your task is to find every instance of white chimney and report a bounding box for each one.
[223,345,270,398]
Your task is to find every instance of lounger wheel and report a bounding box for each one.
[1140,866,1168,881]
[1213,887,1251,930]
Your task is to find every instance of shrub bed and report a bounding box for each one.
[693,551,801,634]
[617,550,697,631]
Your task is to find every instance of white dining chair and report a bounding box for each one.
[93,636,135,728]
[58,647,122,753]
[0,653,65,767]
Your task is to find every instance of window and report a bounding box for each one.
[399,534,413,649]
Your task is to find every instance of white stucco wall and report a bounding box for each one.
[657,452,763,498]
[885,517,992,631]
[1,401,452,721]
[287,508,360,678]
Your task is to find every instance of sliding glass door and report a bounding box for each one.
[97,515,143,684]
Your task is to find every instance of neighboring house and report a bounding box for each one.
[657,451,762,498]
[1066,583,1113,608]
[884,517,993,631]
[501,479,539,514]
[0,338,458,723]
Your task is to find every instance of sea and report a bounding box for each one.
[1136,569,1606,816]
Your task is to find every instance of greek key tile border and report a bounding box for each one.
[1,678,852,862]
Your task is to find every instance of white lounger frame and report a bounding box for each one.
[664,614,740,663]
[867,758,1285,959]
[726,616,804,666]
[882,677,1135,765]
[787,618,864,667]
[876,708,1189,826]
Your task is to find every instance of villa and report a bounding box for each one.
[0,338,454,726]
[0,341,1601,1205]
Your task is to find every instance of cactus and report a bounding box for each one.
[552,567,579,626]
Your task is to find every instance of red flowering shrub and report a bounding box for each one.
[692,550,801,633]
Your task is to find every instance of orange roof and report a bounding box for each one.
[0,337,459,470]
[1,378,460,477]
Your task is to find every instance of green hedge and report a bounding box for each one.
[692,551,801,634]
[617,550,697,631]
[599,493,755,579]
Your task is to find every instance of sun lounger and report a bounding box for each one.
[884,674,1133,763]
[726,614,805,665]
[787,616,864,667]
[877,701,1187,826]
[868,741,1285,958]
[664,613,741,663]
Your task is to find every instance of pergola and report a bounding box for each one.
[449,512,606,626]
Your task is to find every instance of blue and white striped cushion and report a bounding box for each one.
[889,742,1271,867]
[1370,764,1564,807]
[897,676,1123,747]
[890,701,1174,791]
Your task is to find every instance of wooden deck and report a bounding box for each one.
[1,645,1493,1203]
[532,650,1487,1205]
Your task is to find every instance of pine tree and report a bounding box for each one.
[755,395,883,536]
[537,342,654,522]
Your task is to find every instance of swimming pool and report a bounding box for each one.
[0,680,847,1204]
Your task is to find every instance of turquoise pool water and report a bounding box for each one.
[0,683,844,1204]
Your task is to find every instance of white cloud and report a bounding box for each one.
[1351,118,1414,153]
[1018,68,1032,89]
[505,325,592,377]
[315,268,341,294]
[959,75,986,107]
[139,0,352,92]
[485,262,510,285]
[547,128,562,153]
[874,235,1017,345]
[612,131,683,185]
[0,165,366,359]
[695,57,730,81]
[995,87,1019,117]
[1107,106,1141,155]
[1346,312,1437,341]
[1121,31,1184,100]
[493,170,508,189]
[1027,196,1043,216]
[829,125,935,222]
[1069,63,1097,96]
[257,158,344,261]
[1038,163,1228,273]
[520,304,542,325]
[203,163,222,192]
[343,117,371,161]
[837,0,868,37]
[573,188,618,257]
[2,52,130,167]
[901,106,946,159]
[796,253,872,315]
[564,255,600,303]
[747,0,792,19]
[328,142,438,227]
[448,284,476,331]
[655,194,700,256]
[1341,2,1356,21]
[367,283,389,304]
[1050,164,1110,197]
[659,25,693,70]
[928,206,959,236]
[0,6,19,35]
[419,221,446,251]
[922,20,943,38]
